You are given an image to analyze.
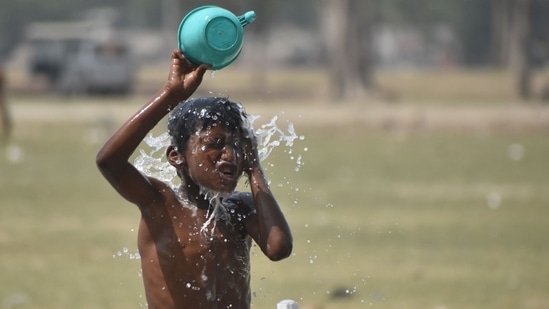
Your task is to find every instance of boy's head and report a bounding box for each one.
[167,97,247,153]
[167,97,252,192]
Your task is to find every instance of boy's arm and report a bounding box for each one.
[96,50,209,206]
[244,138,293,261]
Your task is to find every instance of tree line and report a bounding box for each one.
[1,0,547,100]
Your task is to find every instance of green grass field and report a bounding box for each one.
[1,69,549,309]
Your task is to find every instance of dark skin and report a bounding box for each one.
[96,50,293,309]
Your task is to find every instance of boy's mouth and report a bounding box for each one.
[216,161,238,181]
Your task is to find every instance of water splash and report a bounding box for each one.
[134,112,305,231]
[134,113,304,189]
[134,133,178,187]
[255,116,300,162]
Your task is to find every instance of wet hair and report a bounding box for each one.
[167,97,247,152]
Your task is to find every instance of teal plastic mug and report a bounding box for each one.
[178,5,256,70]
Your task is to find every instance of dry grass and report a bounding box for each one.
[1,69,549,309]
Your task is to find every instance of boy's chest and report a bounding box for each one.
[170,208,248,260]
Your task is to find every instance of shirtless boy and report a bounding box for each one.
[96,50,293,309]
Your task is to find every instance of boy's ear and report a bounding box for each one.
[166,145,185,168]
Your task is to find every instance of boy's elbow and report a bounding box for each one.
[266,235,293,261]
[95,151,108,171]
[95,150,116,175]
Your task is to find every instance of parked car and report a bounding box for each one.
[55,40,134,95]
[27,21,135,95]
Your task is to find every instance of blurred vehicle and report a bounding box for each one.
[26,21,135,95]
[55,40,134,95]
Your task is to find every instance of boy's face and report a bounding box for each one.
[182,123,245,193]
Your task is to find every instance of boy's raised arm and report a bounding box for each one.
[244,137,293,261]
[96,50,209,205]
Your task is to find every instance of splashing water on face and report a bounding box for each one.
[135,113,303,187]
[134,112,305,230]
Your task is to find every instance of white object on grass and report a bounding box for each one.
[277,299,298,309]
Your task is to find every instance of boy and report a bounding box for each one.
[96,50,293,309]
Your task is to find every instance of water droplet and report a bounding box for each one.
[487,192,502,209]
[508,143,525,161]
[5,144,24,163]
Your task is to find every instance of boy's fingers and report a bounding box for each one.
[171,50,182,63]
[197,63,211,74]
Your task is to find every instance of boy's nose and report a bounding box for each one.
[221,145,235,161]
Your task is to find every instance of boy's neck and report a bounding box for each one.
[178,185,210,210]
[180,183,231,213]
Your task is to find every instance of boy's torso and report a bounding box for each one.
[136,188,253,308]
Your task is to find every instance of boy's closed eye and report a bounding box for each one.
[202,137,225,149]
[203,136,242,150]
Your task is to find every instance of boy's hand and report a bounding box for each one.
[165,50,210,99]
[243,132,261,175]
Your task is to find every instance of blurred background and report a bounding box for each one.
[1,0,549,99]
[1,1,549,309]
